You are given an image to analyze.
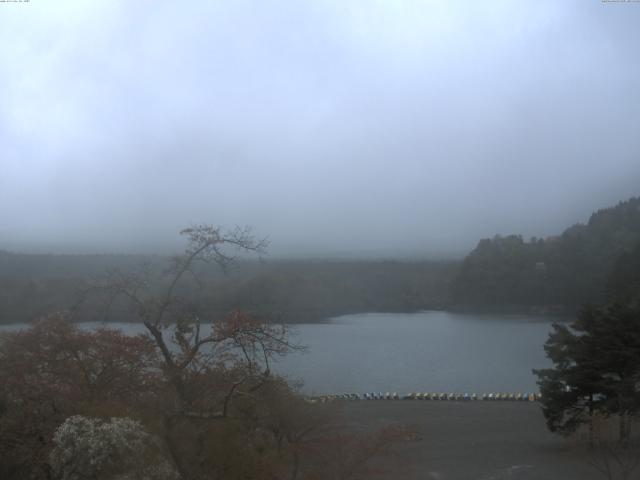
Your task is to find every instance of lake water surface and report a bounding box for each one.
[1,311,561,395]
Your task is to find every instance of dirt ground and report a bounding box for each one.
[338,401,611,480]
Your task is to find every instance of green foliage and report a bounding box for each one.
[453,197,640,308]
[534,302,640,437]
[606,242,640,306]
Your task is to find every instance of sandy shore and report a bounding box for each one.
[338,401,606,480]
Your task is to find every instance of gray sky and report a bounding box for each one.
[1,1,639,257]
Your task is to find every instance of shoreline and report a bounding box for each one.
[0,306,573,327]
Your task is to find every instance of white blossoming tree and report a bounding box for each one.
[49,415,179,480]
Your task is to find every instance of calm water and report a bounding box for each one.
[0,311,560,395]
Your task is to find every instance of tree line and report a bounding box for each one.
[0,252,456,325]
[452,197,640,310]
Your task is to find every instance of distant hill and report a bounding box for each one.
[0,252,457,324]
[452,197,640,311]
[5,197,639,323]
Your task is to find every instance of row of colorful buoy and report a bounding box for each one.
[405,392,539,402]
[308,392,540,403]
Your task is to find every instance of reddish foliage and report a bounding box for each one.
[0,313,163,479]
[1,313,160,408]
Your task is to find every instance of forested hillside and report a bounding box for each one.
[452,197,640,310]
[0,254,456,324]
[4,197,639,323]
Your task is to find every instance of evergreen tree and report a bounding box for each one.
[534,302,640,440]
[606,242,640,306]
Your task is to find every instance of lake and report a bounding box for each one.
[0,311,561,395]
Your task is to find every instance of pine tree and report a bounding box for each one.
[534,303,640,440]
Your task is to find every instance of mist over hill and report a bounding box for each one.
[0,252,457,325]
[452,197,640,311]
[2,196,639,324]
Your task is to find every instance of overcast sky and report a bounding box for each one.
[1,1,639,257]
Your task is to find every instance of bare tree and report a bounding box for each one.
[581,414,640,480]
[78,225,304,479]
[587,438,640,480]
[71,225,410,480]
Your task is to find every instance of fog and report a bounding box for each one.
[1,1,639,258]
